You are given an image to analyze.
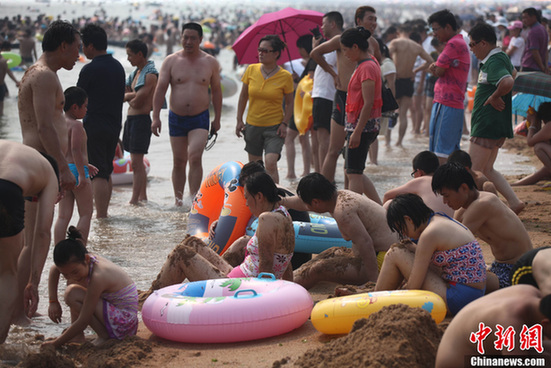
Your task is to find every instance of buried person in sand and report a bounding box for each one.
[146,172,295,295]
[375,193,486,316]
[281,173,398,289]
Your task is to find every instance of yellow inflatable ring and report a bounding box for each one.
[1,52,22,69]
[294,75,314,135]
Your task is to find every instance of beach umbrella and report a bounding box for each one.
[513,72,551,99]
[232,7,323,65]
[512,93,551,117]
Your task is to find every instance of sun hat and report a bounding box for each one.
[508,21,523,30]
[494,16,508,28]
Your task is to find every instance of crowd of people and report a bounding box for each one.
[1,2,551,363]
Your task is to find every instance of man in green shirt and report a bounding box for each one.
[468,23,524,214]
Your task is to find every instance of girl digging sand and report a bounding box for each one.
[44,227,138,348]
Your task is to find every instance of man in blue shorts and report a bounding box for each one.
[427,10,470,165]
[78,24,125,218]
[123,39,158,205]
[152,22,222,206]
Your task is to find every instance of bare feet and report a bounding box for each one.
[510,201,526,215]
[11,313,31,327]
[286,174,297,180]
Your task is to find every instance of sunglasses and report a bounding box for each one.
[257,48,276,54]
[469,40,481,48]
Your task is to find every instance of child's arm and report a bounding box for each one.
[47,265,63,323]
[45,275,105,348]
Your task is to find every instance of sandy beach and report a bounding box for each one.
[2,136,548,367]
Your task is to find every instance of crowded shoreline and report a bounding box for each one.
[2,0,551,367]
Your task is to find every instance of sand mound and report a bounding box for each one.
[293,304,443,368]
[16,336,155,368]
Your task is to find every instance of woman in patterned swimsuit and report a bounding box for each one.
[375,193,486,315]
[43,227,138,348]
[147,171,295,293]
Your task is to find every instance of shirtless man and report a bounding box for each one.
[0,140,59,343]
[123,39,158,205]
[383,150,453,216]
[436,285,551,368]
[17,28,37,68]
[281,173,399,289]
[152,22,222,206]
[312,6,381,185]
[511,247,551,295]
[432,163,533,291]
[16,20,80,325]
[388,24,433,147]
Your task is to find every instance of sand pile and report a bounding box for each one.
[15,336,155,368]
[293,304,443,368]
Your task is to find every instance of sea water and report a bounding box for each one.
[0,0,535,358]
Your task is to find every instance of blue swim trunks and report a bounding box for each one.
[429,102,464,159]
[446,282,485,316]
[168,109,209,137]
[490,261,514,289]
[68,163,90,186]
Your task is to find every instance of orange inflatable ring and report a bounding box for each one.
[188,161,252,255]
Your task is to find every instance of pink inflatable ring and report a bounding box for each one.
[141,273,313,343]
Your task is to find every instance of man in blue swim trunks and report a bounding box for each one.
[432,163,533,291]
[152,22,222,206]
[0,140,60,343]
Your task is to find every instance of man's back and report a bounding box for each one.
[389,37,425,78]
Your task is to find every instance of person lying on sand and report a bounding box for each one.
[375,193,486,316]
[383,150,453,216]
[281,173,398,289]
[436,285,551,368]
[432,162,533,290]
[145,172,295,296]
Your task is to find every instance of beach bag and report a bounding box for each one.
[364,58,398,113]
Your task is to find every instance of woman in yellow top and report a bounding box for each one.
[236,35,294,183]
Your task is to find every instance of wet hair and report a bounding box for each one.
[447,150,472,169]
[386,193,433,237]
[324,11,344,30]
[126,38,148,58]
[523,8,542,23]
[182,22,203,38]
[296,34,313,54]
[427,9,458,32]
[80,23,107,51]
[377,37,390,59]
[239,160,265,187]
[355,6,376,26]
[53,226,88,266]
[40,152,60,186]
[296,172,336,204]
[42,20,80,52]
[245,172,283,203]
[432,162,477,194]
[63,86,87,112]
[468,22,497,45]
[412,151,439,174]
[537,102,551,123]
[540,294,551,320]
[258,35,286,60]
[340,27,371,51]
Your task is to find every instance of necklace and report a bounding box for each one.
[262,65,278,78]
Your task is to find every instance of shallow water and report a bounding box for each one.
[0,0,536,358]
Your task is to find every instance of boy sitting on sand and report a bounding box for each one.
[281,173,398,289]
[432,162,533,290]
[383,150,453,216]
